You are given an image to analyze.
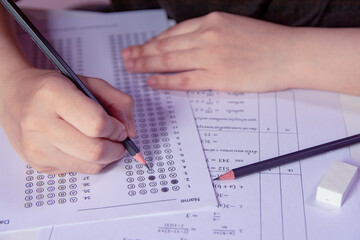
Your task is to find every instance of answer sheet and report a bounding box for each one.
[35,10,360,240]
[0,10,216,232]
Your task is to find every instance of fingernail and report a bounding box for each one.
[122,47,131,59]
[125,59,134,69]
[118,131,127,141]
[147,76,158,86]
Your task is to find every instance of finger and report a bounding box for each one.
[26,163,60,175]
[53,78,128,142]
[46,146,108,174]
[50,118,127,164]
[115,109,136,138]
[122,18,202,60]
[80,77,137,137]
[124,49,203,73]
[146,70,213,91]
[149,17,202,41]
[22,134,108,174]
[122,32,199,60]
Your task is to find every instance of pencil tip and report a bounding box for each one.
[133,152,151,170]
[133,152,146,164]
[213,177,220,181]
[216,171,235,181]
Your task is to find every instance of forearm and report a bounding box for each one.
[286,27,360,95]
[0,5,31,81]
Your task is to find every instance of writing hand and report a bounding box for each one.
[0,67,136,174]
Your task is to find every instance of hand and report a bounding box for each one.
[0,67,136,174]
[121,12,294,92]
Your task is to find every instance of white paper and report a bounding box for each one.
[0,10,216,232]
[38,89,360,240]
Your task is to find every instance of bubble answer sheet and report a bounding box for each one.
[0,9,217,232]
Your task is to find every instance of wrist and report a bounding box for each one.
[268,26,299,91]
[284,27,325,90]
[284,27,360,95]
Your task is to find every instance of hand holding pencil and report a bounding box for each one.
[0,1,140,174]
[0,68,137,174]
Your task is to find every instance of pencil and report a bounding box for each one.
[214,133,360,181]
[1,0,150,170]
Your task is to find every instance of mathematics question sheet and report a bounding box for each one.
[32,10,360,240]
[0,10,216,232]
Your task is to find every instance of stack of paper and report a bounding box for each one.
[0,8,359,240]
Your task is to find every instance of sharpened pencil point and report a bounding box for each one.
[213,176,220,181]
[145,164,151,170]
[217,170,235,180]
[133,152,148,166]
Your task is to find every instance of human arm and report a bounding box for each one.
[121,12,360,95]
[0,5,136,174]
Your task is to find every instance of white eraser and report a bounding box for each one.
[316,160,358,207]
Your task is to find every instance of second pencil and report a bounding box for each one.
[215,133,360,180]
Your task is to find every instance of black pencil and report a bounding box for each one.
[215,133,360,180]
[1,0,150,169]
